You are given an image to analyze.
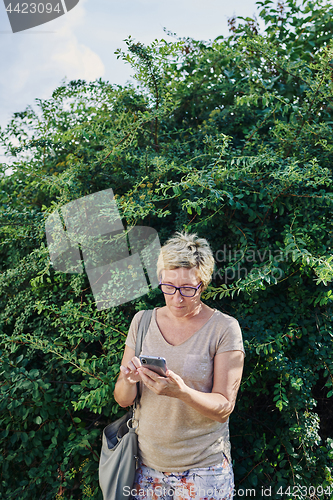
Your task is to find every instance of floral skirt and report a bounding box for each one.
[130,456,234,500]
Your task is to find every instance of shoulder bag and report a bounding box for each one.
[99,309,153,500]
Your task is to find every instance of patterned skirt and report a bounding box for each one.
[130,455,234,500]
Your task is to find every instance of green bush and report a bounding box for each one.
[0,1,332,498]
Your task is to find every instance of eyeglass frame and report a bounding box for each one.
[158,281,203,297]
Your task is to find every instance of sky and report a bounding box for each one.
[0,0,263,155]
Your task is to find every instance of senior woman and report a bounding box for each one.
[114,232,245,500]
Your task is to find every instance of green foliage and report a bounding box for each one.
[0,0,333,498]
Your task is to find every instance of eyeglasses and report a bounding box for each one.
[158,282,202,297]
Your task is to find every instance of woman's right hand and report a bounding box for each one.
[114,347,142,407]
[119,356,142,385]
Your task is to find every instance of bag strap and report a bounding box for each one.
[133,309,153,407]
[135,309,153,358]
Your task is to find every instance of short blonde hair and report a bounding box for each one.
[156,232,215,290]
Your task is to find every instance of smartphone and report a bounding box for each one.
[139,355,167,377]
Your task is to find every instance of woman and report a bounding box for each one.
[114,232,245,500]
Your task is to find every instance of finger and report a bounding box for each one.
[120,365,129,375]
[141,369,168,387]
[138,368,156,384]
[128,360,140,373]
[131,356,142,369]
[138,371,150,387]
[138,367,158,381]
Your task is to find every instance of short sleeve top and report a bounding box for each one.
[126,307,244,472]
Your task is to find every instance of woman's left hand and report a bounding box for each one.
[137,366,186,398]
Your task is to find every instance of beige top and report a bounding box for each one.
[125,308,244,472]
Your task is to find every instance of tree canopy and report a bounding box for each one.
[0,0,332,498]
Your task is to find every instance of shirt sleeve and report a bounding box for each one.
[125,310,145,351]
[216,316,245,355]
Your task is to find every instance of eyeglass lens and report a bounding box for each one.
[160,284,198,297]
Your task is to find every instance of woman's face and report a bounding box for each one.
[160,267,202,318]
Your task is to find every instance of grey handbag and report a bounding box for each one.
[99,310,153,500]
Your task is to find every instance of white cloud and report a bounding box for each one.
[51,27,105,81]
[0,0,105,129]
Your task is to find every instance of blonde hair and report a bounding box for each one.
[156,232,215,290]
